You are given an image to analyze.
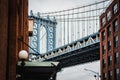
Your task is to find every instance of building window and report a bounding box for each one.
[102,17,105,26]
[103,73,106,80]
[102,31,105,41]
[113,4,118,14]
[107,11,111,21]
[114,36,118,47]
[102,45,106,54]
[108,71,112,80]
[114,52,119,64]
[103,59,106,68]
[113,20,118,32]
[115,68,119,80]
[108,56,112,66]
[107,26,111,36]
[108,41,111,51]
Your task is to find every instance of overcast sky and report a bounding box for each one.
[29,0,104,13]
[29,0,101,80]
[57,61,100,80]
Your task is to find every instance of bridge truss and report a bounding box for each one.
[29,0,112,67]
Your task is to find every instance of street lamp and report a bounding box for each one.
[84,68,100,80]
[19,50,28,66]
[18,50,28,80]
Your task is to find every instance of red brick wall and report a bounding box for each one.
[8,0,19,80]
[0,0,28,80]
[0,0,8,80]
[99,0,120,80]
[8,0,28,80]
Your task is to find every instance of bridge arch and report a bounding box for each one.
[29,10,57,54]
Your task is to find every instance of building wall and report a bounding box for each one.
[0,0,8,80]
[99,0,120,80]
[0,0,28,80]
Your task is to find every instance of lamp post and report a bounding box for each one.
[84,68,100,80]
[18,50,28,80]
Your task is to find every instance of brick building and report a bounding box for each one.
[99,0,120,80]
[0,0,28,80]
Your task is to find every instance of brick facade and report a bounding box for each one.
[0,0,28,80]
[0,0,8,80]
[99,0,120,80]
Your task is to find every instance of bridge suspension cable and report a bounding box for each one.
[30,0,112,51]
[40,0,111,47]
[39,0,110,15]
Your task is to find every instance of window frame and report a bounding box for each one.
[103,59,106,68]
[113,19,118,32]
[107,25,111,36]
[108,40,111,51]
[102,17,105,26]
[113,4,118,14]
[102,45,106,54]
[114,52,119,64]
[115,68,119,80]
[108,70,112,80]
[103,73,106,80]
[102,31,105,41]
[108,56,112,66]
[114,36,118,48]
[107,11,111,21]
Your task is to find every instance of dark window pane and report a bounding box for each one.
[102,31,105,41]
[108,71,112,80]
[115,68,119,80]
[114,36,118,47]
[108,56,112,66]
[108,41,111,51]
[107,26,111,36]
[114,52,119,64]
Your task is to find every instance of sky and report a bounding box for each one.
[29,0,101,80]
[57,61,100,80]
[29,0,104,13]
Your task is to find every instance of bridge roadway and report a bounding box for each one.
[46,43,99,68]
[30,32,100,68]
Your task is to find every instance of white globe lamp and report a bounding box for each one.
[19,50,28,60]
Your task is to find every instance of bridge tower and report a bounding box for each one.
[29,10,57,54]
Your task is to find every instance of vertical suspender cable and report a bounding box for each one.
[74,9,76,41]
[96,1,98,32]
[89,5,91,34]
[59,12,62,46]
[86,6,88,36]
[67,11,69,44]
[64,11,65,45]
[77,8,80,40]
[82,7,85,37]
[71,9,74,41]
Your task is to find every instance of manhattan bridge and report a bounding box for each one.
[29,0,112,68]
